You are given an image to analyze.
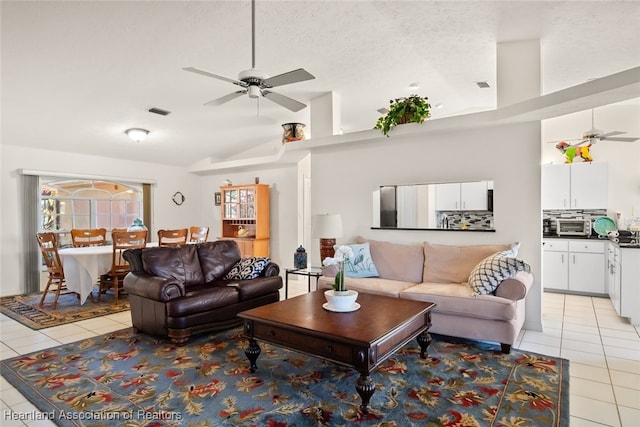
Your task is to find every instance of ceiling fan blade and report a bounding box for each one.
[183,67,247,87]
[262,90,307,112]
[600,136,639,142]
[204,91,246,106]
[545,138,584,144]
[598,131,626,138]
[263,68,315,88]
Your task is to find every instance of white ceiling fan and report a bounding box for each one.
[183,0,315,112]
[547,108,639,147]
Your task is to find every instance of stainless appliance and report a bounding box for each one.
[556,218,591,236]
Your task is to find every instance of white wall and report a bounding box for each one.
[542,101,640,224]
[310,121,543,332]
[0,144,202,296]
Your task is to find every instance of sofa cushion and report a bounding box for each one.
[224,257,271,280]
[197,240,242,283]
[318,276,416,298]
[422,242,511,284]
[344,243,379,278]
[166,285,239,317]
[399,282,517,321]
[356,237,424,283]
[141,245,204,286]
[469,252,532,295]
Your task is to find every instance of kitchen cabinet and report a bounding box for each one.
[435,181,488,211]
[542,162,608,209]
[220,184,270,257]
[619,248,640,325]
[543,239,606,295]
[606,243,621,315]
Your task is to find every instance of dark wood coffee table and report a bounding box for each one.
[238,291,436,413]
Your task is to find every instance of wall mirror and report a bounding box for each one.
[372,180,495,231]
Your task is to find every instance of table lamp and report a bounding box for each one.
[312,214,343,263]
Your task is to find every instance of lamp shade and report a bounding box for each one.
[312,214,343,239]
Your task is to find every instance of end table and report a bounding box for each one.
[284,267,324,299]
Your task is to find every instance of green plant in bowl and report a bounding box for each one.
[374,94,431,137]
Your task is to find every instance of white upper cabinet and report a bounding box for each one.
[460,181,488,210]
[435,181,488,211]
[542,162,608,209]
[435,183,460,210]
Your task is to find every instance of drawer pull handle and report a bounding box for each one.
[268,330,276,337]
[326,345,333,353]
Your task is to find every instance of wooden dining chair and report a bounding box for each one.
[188,226,209,243]
[70,228,107,247]
[37,232,78,309]
[158,228,188,247]
[98,230,148,304]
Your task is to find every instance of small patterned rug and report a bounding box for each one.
[1,327,569,426]
[0,292,130,330]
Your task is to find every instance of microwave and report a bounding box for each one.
[556,218,591,236]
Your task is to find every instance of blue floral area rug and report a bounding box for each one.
[1,327,569,426]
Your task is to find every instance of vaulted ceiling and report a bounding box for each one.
[2,1,639,168]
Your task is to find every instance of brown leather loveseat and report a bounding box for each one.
[123,240,282,345]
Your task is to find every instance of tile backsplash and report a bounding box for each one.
[543,209,608,235]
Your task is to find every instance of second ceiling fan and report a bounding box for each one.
[183,0,315,112]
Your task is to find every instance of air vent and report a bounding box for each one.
[147,107,171,116]
[476,81,490,89]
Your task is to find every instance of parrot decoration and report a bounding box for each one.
[555,141,593,163]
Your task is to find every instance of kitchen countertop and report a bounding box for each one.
[543,233,640,249]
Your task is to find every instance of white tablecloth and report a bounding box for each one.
[59,242,159,304]
[59,246,113,304]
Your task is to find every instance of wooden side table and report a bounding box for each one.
[284,267,323,298]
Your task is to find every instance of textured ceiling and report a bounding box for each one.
[2,0,639,167]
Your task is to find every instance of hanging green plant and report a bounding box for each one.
[374,94,431,137]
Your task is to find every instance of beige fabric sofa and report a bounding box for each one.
[318,237,533,353]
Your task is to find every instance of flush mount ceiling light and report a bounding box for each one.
[125,128,149,143]
[408,82,420,90]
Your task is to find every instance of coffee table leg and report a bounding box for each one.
[245,339,261,373]
[356,373,375,414]
[417,331,432,359]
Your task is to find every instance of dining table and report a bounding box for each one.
[58,242,157,305]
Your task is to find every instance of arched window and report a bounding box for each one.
[40,179,143,247]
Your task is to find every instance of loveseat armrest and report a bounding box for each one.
[124,273,186,302]
[262,262,280,277]
[495,271,533,301]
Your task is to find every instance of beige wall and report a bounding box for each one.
[310,121,543,331]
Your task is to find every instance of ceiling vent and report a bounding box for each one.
[476,81,490,89]
[147,107,171,116]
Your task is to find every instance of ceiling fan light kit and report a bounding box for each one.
[125,128,149,143]
[183,0,315,112]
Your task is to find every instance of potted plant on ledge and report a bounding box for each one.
[374,94,431,137]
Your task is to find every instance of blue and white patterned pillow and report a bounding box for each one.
[469,252,531,295]
[224,257,271,280]
[343,243,379,278]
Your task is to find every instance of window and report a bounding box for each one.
[40,179,143,247]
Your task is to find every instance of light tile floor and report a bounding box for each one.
[1,283,639,426]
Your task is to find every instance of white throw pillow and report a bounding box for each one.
[469,251,531,295]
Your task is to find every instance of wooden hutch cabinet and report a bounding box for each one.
[220,184,270,257]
